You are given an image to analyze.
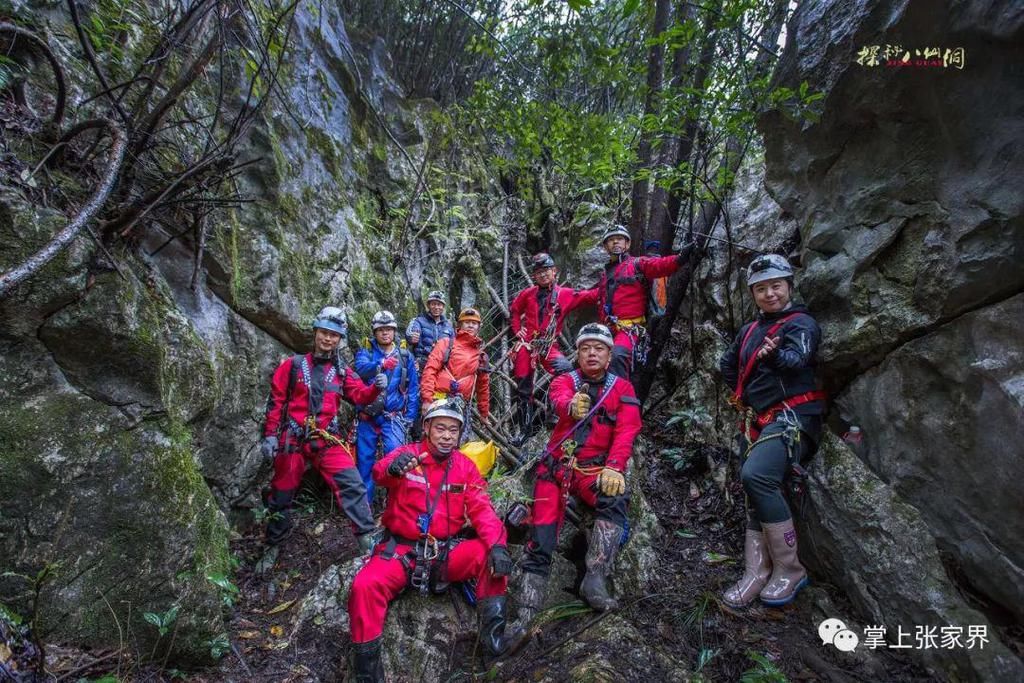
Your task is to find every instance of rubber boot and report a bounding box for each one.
[759,520,809,606]
[580,519,622,611]
[264,489,294,546]
[507,570,548,651]
[351,637,384,683]
[722,529,772,608]
[477,596,511,660]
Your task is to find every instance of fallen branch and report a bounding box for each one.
[485,282,510,318]
[0,120,126,298]
[54,649,125,682]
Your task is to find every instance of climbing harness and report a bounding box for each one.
[742,407,810,518]
[410,458,452,595]
[538,373,619,507]
[609,315,650,367]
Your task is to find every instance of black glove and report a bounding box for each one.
[676,242,695,263]
[260,436,278,462]
[488,544,513,577]
[374,373,388,389]
[387,452,418,477]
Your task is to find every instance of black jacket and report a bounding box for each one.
[720,303,824,416]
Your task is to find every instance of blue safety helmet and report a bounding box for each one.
[312,306,348,336]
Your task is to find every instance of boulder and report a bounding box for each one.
[291,558,478,681]
[0,336,230,663]
[760,0,1024,384]
[802,432,1024,682]
[836,293,1024,623]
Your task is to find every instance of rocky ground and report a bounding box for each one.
[12,411,943,683]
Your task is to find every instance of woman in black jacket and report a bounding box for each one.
[719,254,825,607]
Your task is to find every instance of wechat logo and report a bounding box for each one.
[819,618,859,652]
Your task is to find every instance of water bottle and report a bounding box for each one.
[842,425,865,457]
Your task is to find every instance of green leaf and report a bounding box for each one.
[701,551,736,564]
[565,0,594,12]
[675,529,698,539]
[143,612,162,628]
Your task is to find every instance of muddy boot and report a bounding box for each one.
[507,570,548,650]
[722,529,772,608]
[351,637,384,683]
[477,596,512,660]
[580,519,622,611]
[759,520,809,606]
[264,489,294,546]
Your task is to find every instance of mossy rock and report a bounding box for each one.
[38,264,217,424]
[0,340,229,663]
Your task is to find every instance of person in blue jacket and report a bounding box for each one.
[354,310,419,503]
[405,290,455,371]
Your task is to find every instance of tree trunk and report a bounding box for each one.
[628,0,671,251]
[654,1,720,252]
[636,0,788,402]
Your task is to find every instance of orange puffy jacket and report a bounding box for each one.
[419,330,491,419]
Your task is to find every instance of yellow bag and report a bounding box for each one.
[461,440,497,476]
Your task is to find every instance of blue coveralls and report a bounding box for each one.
[354,341,420,502]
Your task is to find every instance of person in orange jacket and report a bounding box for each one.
[419,307,491,422]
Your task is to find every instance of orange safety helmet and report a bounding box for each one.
[457,307,482,323]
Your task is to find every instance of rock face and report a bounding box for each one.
[0,185,232,661]
[838,294,1024,621]
[761,0,1024,383]
[804,433,1024,681]
[0,0,449,661]
[747,0,1024,678]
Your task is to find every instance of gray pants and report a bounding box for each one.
[740,416,819,528]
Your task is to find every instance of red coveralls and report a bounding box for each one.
[348,441,508,643]
[596,253,682,378]
[520,370,642,576]
[263,354,380,538]
[509,284,598,378]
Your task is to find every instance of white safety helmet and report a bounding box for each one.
[575,323,614,349]
[371,310,399,331]
[312,306,347,336]
[426,290,446,304]
[600,224,631,245]
[746,254,794,288]
[422,397,465,426]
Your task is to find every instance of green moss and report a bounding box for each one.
[305,127,341,176]
[155,420,231,578]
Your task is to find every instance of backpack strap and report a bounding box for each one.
[398,347,410,393]
[733,312,805,404]
[442,337,454,370]
[274,353,305,436]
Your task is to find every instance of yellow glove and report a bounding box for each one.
[597,467,626,497]
[569,391,591,419]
